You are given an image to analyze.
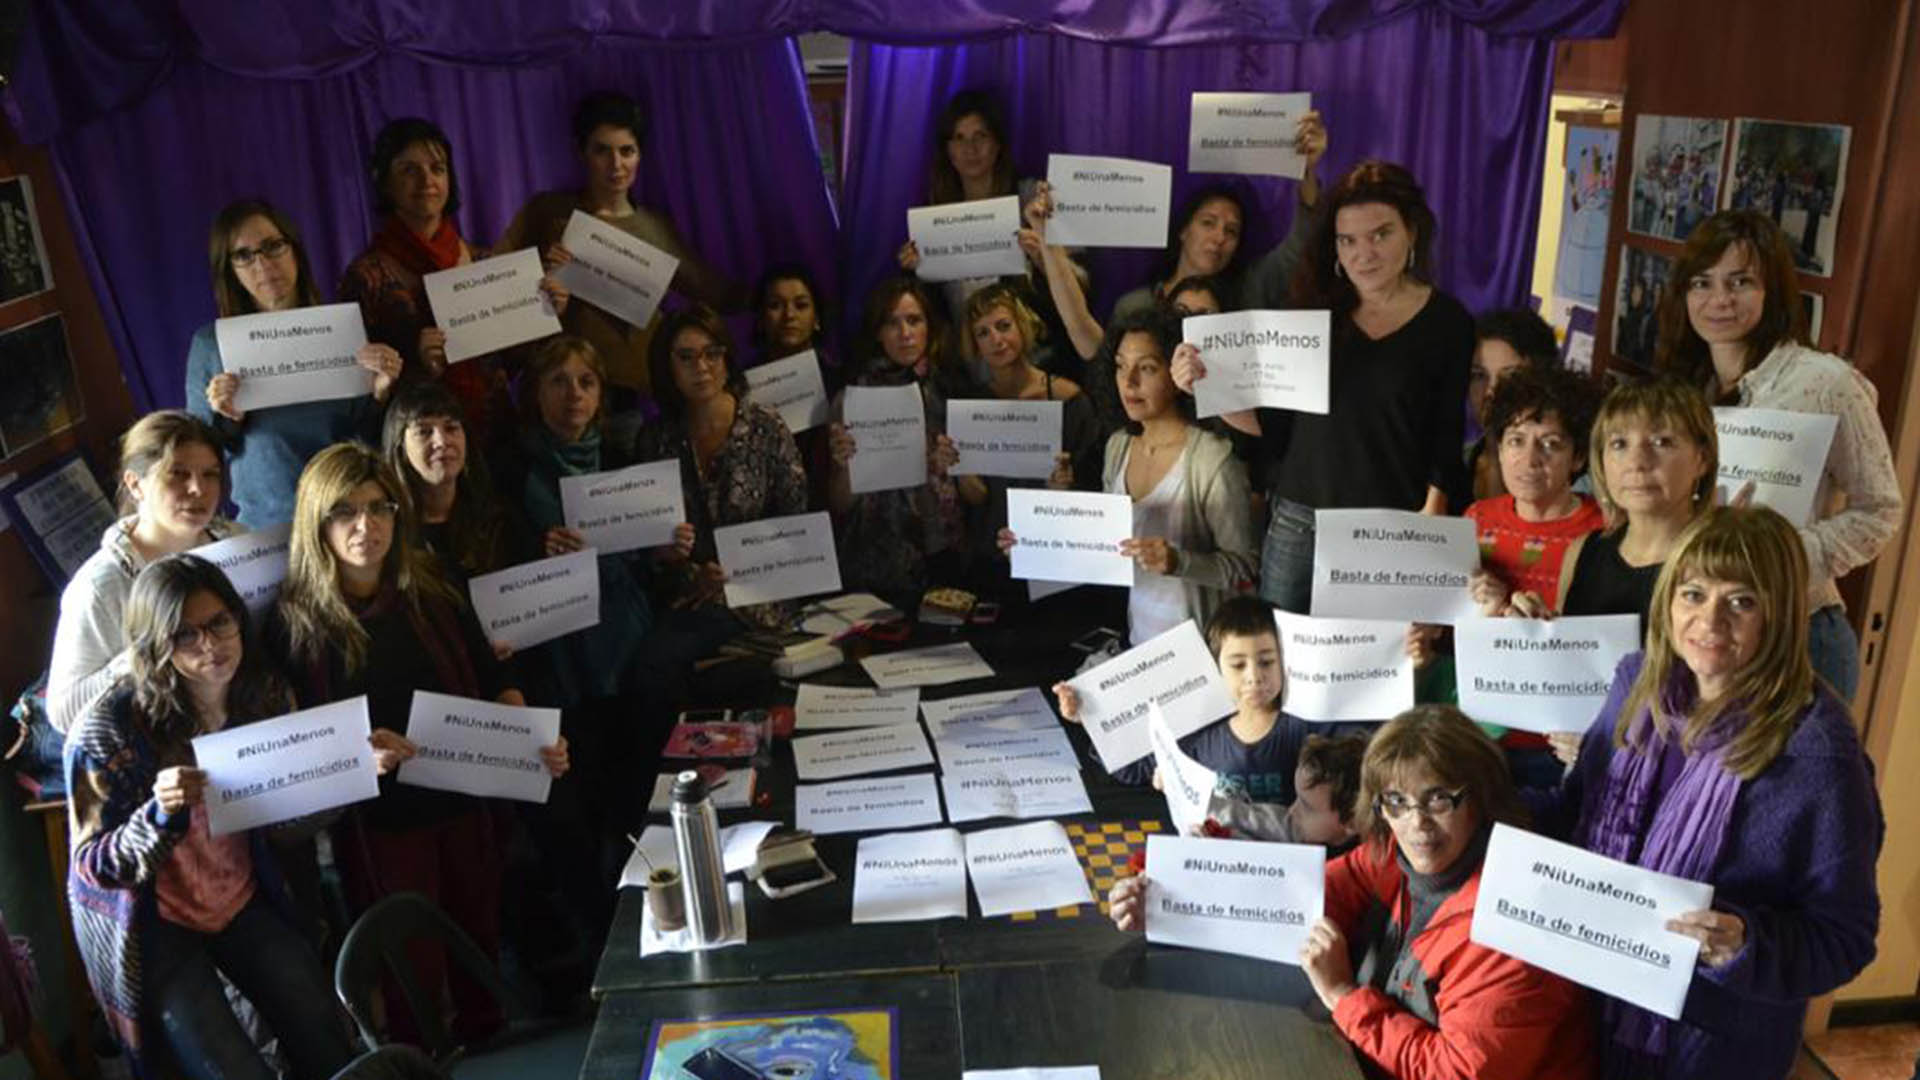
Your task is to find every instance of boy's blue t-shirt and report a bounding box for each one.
[1110,710,1308,804]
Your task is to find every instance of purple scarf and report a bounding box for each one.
[1578,668,1745,1068]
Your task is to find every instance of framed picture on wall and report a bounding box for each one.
[1612,245,1673,372]
[0,176,53,305]
[0,451,116,584]
[1553,125,1618,315]
[1627,115,1728,243]
[0,312,85,460]
[1723,118,1851,278]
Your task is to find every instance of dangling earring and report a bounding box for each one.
[1406,249,1416,272]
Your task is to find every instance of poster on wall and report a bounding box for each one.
[1553,125,1617,311]
[0,312,83,459]
[1627,116,1727,243]
[1612,246,1673,371]
[1724,118,1851,278]
[0,177,52,306]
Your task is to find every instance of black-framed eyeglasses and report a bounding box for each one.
[324,499,400,527]
[1374,788,1469,820]
[170,611,240,653]
[230,236,291,268]
[671,344,728,366]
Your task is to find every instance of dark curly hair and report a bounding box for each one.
[1484,365,1601,479]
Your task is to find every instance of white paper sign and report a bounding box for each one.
[423,248,561,363]
[559,459,683,554]
[1311,509,1478,624]
[861,643,994,689]
[1006,489,1133,587]
[193,697,380,836]
[467,550,600,650]
[1144,834,1324,963]
[845,384,927,495]
[1044,154,1173,248]
[1455,615,1641,733]
[1064,620,1235,770]
[714,511,841,607]
[1713,407,1841,527]
[1273,611,1415,723]
[555,209,679,328]
[907,195,1026,282]
[947,400,1063,479]
[935,725,1077,774]
[943,761,1093,823]
[1185,310,1331,417]
[794,684,921,730]
[921,688,1060,740]
[1188,92,1312,178]
[744,349,830,433]
[1149,704,1216,836]
[964,820,1094,916]
[397,691,559,803]
[795,772,945,835]
[191,523,290,616]
[1471,823,1712,1021]
[966,1071,1100,1080]
[215,303,372,412]
[853,828,968,923]
[792,723,934,781]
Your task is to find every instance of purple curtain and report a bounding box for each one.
[840,13,1557,329]
[37,38,837,410]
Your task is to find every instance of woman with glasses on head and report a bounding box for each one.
[187,199,403,528]
[67,554,362,1080]
[269,443,568,1045]
[49,412,244,735]
[1299,705,1597,1080]
[1654,210,1898,701]
[1532,507,1881,1079]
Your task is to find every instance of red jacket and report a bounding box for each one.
[1326,844,1597,1080]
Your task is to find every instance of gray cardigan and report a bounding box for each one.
[1100,426,1258,630]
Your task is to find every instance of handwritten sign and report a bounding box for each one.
[1273,611,1414,723]
[964,820,1094,916]
[907,195,1026,282]
[1471,823,1713,1020]
[853,827,968,923]
[555,209,678,328]
[1007,489,1132,587]
[1310,509,1478,624]
[714,511,841,607]
[1188,92,1312,178]
[1044,154,1172,248]
[947,399,1062,480]
[467,550,600,650]
[1713,407,1841,527]
[743,349,829,433]
[791,722,933,781]
[1144,833,1323,962]
[423,248,561,363]
[1063,620,1235,770]
[215,302,371,412]
[190,523,290,616]
[1455,615,1640,733]
[861,642,994,689]
[794,684,921,731]
[397,691,560,804]
[845,384,927,495]
[1185,310,1330,417]
[194,697,379,836]
[796,772,944,836]
[559,458,683,554]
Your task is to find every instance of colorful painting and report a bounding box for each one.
[640,1008,898,1080]
[1554,125,1617,310]
[1627,116,1727,243]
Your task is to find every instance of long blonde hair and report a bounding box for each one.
[1588,376,1719,532]
[1616,506,1817,780]
[277,442,456,674]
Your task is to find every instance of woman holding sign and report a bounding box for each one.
[1536,507,1882,1079]
[67,555,361,1080]
[272,443,568,1045]
[1654,210,1899,700]
[187,198,403,527]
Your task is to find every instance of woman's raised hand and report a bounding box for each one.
[828,422,857,467]
[152,766,208,815]
[1171,342,1206,395]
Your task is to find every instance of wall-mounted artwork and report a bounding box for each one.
[1627,116,1727,243]
[1613,245,1674,371]
[1554,125,1618,310]
[0,312,83,459]
[0,176,53,305]
[1724,118,1851,278]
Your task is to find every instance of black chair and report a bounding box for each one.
[328,1044,452,1080]
[333,892,589,1078]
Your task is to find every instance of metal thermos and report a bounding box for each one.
[670,770,733,944]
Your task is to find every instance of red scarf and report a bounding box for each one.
[372,214,463,277]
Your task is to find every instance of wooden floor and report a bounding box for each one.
[1801,1023,1920,1080]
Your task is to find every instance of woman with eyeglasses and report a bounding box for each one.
[187,199,402,528]
[49,412,244,735]
[1531,508,1881,1079]
[1653,210,1898,701]
[1299,705,1597,1080]
[67,554,360,1080]
[269,443,568,1045]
